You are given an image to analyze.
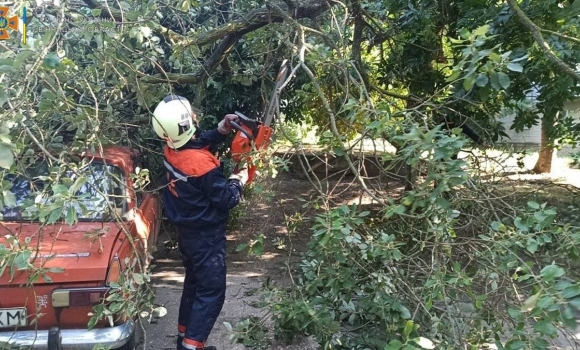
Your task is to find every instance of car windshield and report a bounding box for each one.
[2,161,127,222]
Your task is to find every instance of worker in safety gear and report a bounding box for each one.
[152,94,248,350]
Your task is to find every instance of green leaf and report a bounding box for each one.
[252,241,263,256]
[181,0,190,11]
[65,207,77,225]
[91,8,102,16]
[498,72,511,89]
[527,201,540,209]
[474,24,490,36]
[490,52,502,63]
[0,89,7,107]
[0,143,14,169]
[570,298,580,310]
[69,176,88,195]
[514,217,529,232]
[490,72,501,90]
[533,211,548,223]
[133,273,145,285]
[521,292,540,312]
[491,221,502,231]
[463,74,476,91]
[537,296,555,309]
[507,62,523,72]
[475,73,489,87]
[445,70,461,82]
[504,340,526,350]
[399,305,411,319]
[384,340,403,350]
[0,65,16,73]
[43,53,61,68]
[540,264,565,281]
[15,250,32,270]
[526,238,538,254]
[402,320,414,340]
[48,206,64,224]
[562,284,580,299]
[391,205,406,216]
[52,184,69,195]
[2,190,16,208]
[333,146,345,156]
[42,274,53,283]
[507,307,522,319]
[533,320,557,336]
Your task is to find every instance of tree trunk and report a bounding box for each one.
[402,97,418,190]
[532,117,556,173]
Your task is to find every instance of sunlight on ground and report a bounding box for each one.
[255,252,282,260]
[275,225,287,234]
[344,194,380,205]
[227,269,264,278]
[150,268,186,286]
[461,148,580,188]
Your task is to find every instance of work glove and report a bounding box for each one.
[228,165,249,187]
[218,114,240,134]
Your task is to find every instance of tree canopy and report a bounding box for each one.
[2,0,580,348]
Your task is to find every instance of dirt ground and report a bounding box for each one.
[140,156,580,350]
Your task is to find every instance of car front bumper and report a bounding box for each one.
[0,319,134,350]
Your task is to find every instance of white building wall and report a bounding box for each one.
[498,98,580,153]
[498,113,542,145]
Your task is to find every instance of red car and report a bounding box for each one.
[0,145,162,349]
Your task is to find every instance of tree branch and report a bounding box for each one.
[539,28,580,45]
[506,0,580,82]
[141,0,337,84]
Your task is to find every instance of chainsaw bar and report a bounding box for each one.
[262,59,290,127]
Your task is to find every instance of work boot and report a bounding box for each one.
[176,336,184,350]
[178,344,216,350]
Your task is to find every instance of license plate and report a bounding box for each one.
[0,308,27,328]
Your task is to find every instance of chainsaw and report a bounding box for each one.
[230,59,290,184]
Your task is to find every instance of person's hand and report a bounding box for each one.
[229,165,249,186]
[218,114,240,134]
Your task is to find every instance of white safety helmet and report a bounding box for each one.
[152,95,197,149]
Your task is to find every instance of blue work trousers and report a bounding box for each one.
[177,225,227,349]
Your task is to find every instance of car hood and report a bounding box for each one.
[0,222,123,285]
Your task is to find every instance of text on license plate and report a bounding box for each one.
[0,308,27,328]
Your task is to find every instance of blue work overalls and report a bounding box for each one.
[161,129,243,349]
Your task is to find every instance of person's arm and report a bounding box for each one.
[195,129,228,148]
[198,167,243,211]
[194,114,240,148]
